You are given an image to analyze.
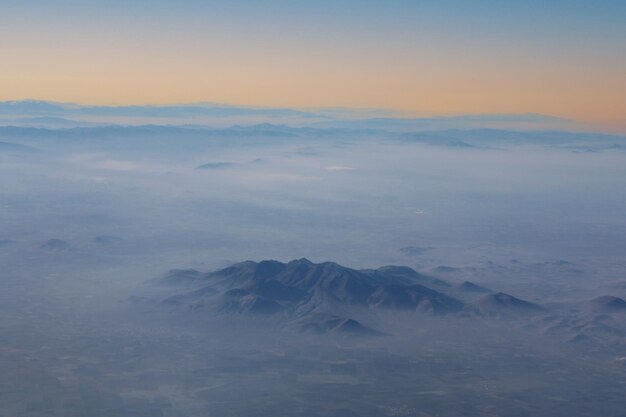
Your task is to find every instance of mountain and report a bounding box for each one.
[0,116,105,128]
[536,313,626,344]
[285,312,382,336]
[157,268,206,287]
[2,100,577,131]
[475,292,542,316]
[93,235,124,244]
[310,114,574,132]
[149,259,463,335]
[40,238,70,251]
[0,100,320,118]
[196,162,238,170]
[590,296,626,312]
[457,281,491,293]
[142,259,626,341]
[0,100,326,128]
[160,258,461,311]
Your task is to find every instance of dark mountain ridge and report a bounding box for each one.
[145,258,600,335]
[144,259,626,339]
[151,259,469,335]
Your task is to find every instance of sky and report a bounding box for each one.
[1,0,625,132]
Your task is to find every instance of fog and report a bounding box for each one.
[1,121,626,416]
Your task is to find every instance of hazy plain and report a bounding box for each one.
[1,119,626,416]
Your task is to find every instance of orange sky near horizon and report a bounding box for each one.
[1,1,625,133]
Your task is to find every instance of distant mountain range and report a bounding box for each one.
[2,101,625,156]
[145,259,558,336]
[0,99,587,132]
[140,258,626,339]
[0,100,319,119]
[1,123,625,156]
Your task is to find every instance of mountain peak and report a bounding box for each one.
[476,292,542,315]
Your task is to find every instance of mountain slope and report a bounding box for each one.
[151,259,463,335]
[475,292,542,316]
[590,296,626,312]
